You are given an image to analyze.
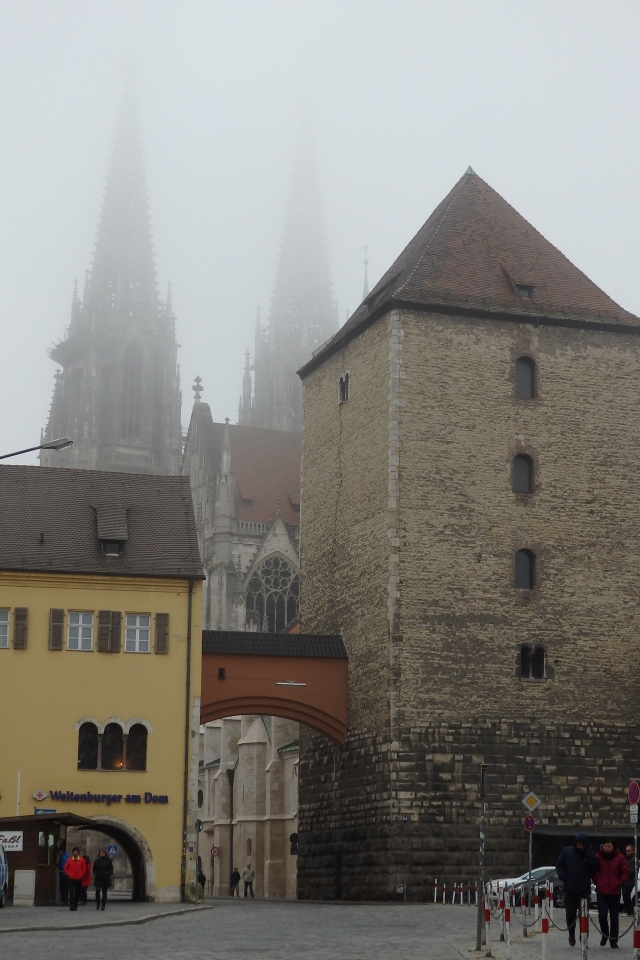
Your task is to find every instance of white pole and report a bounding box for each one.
[434,878,438,903]
[541,883,549,960]
[580,897,589,960]
[442,880,446,904]
[504,889,511,960]
[485,891,492,958]
[535,888,540,932]
[499,892,505,941]
[15,769,21,816]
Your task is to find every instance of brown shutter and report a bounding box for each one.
[97,611,111,652]
[110,611,121,653]
[155,613,169,654]
[13,608,28,649]
[49,609,64,650]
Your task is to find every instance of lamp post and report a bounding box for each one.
[0,437,73,461]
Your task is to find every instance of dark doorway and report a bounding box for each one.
[69,822,147,901]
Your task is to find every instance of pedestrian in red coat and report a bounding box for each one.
[595,838,629,948]
[79,855,92,905]
[64,848,86,911]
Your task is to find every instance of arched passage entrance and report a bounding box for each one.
[201,631,348,744]
[80,816,154,901]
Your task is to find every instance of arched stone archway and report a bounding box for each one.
[85,815,155,901]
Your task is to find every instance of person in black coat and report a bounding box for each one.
[93,849,114,911]
[556,832,599,946]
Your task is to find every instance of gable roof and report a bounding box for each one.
[300,168,638,377]
[202,630,347,659]
[184,405,301,525]
[0,465,204,579]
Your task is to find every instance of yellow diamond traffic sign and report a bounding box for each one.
[522,792,541,812]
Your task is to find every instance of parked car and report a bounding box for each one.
[0,843,8,908]
[490,867,596,908]
[489,867,556,903]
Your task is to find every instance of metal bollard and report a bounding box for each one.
[504,889,511,960]
[499,892,505,941]
[541,884,549,960]
[549,881,554,924]
[535,889,540,932]
[453,882,457,904]
[634,905,640,960]
[468,881,472,906]
[475,882,479,906]
[434,878,438,904]
[442,880,446,904]
[580,897,589,960]
[522,887,528,939]
[485,892,492,958]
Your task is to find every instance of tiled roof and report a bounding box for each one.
[0,465,204,579]
[300,169,638,376]
[202,630,347,659]
[187,406,301,525]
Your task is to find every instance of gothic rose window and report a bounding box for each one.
[245,555,300,633]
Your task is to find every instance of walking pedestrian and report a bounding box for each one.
[556,832,599,947]
[93,848,114,911]
[57,843,69,905]
[595,838,628,948]
[230,867,241,897]
[64,847,87,911]
[622,843,635,916]
[242,862,255,898]
[79,855,92,904]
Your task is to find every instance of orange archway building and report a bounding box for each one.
[201,631,348,744]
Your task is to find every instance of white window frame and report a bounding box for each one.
[125,613,151,654]
[67,612,94,651]
[0,609,9,649]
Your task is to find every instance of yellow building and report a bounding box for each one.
[0,465,204,902]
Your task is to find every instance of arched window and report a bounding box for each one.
[521,645,545,680]
[513,454,533,493]
[77,722,98,770]
[515,549,535,589]
[515,357,535,399]
[102,722,124,770]
[122,344,142,440]
[125,723,148,771]
[198,788,204,809]
[245,555,300,633]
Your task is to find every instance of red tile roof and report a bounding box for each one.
[301,168,638,376]
[195,415,301,525]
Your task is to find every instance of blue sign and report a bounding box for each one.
[34,808,56,815]
[107,845,118,858]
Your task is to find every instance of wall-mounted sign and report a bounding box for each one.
[107,845,118,858]
[34,808,56,815]
[211,846,221,858]
[32,790,47,801]
[45,791,168,805]
[0,831,23,851]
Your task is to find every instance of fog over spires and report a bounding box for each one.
[239,128,338,432]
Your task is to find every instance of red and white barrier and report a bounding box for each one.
[541,883,549,960]
[534,890,540,932]
[442,880,446,904]
[634,907,640,960]
[504,889,511,960]
[484,892,492,958]
[580,897,588,960]
[433,878,438,903]
[499,893,505,941]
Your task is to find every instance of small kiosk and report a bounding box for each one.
[0,813,91,905]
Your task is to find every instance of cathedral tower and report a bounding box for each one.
[239,134,337,432]
[41,86,182,475]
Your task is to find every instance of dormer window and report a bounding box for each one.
[515,284,533,299]
[102,541,123,557]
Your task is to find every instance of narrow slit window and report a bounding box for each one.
[515,357,535,399]
[513,455,533,493]
[339,374,349,404]
[515,550,535,589]
[520,645,531,679]
[531,646,545,680]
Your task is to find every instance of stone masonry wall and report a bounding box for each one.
[299,719,640,901]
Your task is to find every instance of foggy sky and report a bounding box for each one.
[1,0,639,463]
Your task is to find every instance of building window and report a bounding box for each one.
[515,549,535,590]
[125,723,148,771]
[125,614,151,653]
[197,788,204,809]
[513,454,533,493]
[122,344,142,440]
[247,839,252,856]
[102,722,124,770]
[515,357,535,399]
[0,610,9,648]
[515,284,533,299]
[68,612,94,651]
[77,722,99,770]
[339,374,349,404]
[521,645,545,680]
[102,540,123,556]
[245,555,300,633]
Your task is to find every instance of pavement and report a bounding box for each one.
[0,899,636,959]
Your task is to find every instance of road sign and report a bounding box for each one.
[195,819,203,833]
[107,844,118,858]
[211,846,221,858]
[631,805,639,824]
[629,782,640,805]
[522,792,541,812]
[524,815,535,832]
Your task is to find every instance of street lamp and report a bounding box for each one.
[0,437,73,461]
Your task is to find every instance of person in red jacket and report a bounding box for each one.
[596,838,629,948]
[64,847,86,911]
[79,855,92,905]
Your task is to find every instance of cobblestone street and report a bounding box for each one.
[0,901,636,960]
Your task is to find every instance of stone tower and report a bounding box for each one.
[238,134,337,432]
[41,86,182,475]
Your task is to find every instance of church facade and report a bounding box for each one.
[297,168,640,900]
[41,87,182,475]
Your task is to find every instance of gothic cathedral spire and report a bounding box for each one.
[243,132,337,432]
[41,84,182,475]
